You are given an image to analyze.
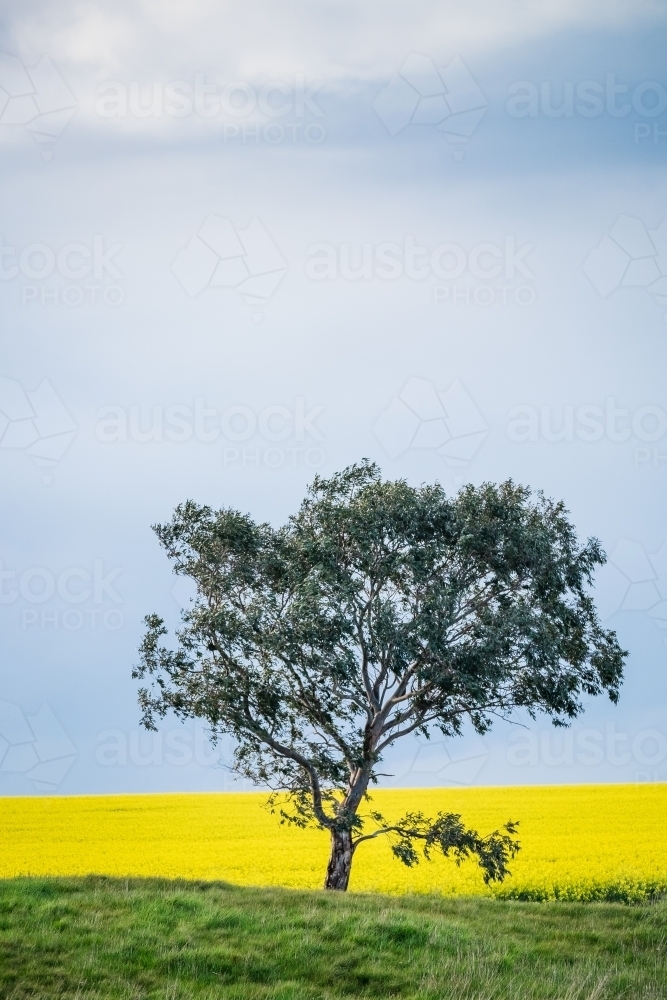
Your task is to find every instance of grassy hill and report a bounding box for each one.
[1,877,666,999]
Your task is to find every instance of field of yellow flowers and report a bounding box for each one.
[2,783,665,902]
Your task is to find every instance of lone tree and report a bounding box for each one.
[135,462,625,890]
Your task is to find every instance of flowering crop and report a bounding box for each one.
[1,784,665,902]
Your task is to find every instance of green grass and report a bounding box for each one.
[1,878,666,999]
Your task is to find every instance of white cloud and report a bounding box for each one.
[6,0,665,86]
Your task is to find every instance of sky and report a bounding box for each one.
[2,0,667,797]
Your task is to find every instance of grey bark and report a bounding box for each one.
[324,828,355,890]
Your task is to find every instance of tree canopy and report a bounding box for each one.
[135,461,625,889]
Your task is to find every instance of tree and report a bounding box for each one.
[134,461,625,891]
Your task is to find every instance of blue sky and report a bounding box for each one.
[2,0,667,795]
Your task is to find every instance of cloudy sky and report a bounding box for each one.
[2,0,667,796]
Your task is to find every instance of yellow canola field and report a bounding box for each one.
[1,784,666,902]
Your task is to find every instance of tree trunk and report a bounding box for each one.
[324,828,354,890]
